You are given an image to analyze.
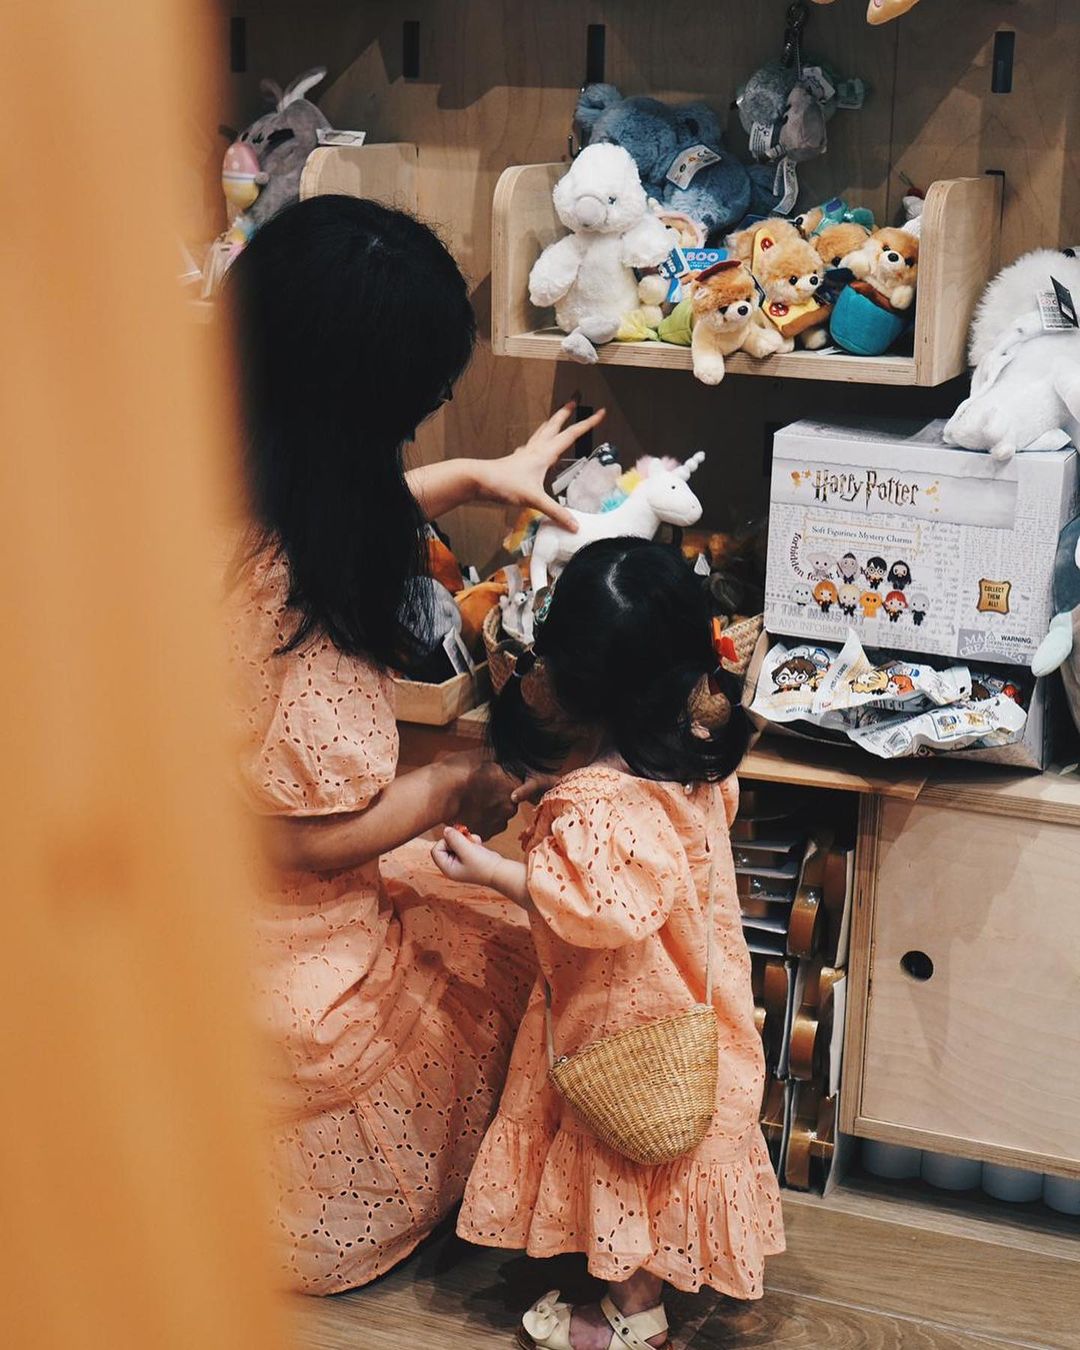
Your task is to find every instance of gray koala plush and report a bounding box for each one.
[236,68,330,233]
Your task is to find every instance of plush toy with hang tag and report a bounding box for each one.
[574,84,782,240]
[736,56,866,216]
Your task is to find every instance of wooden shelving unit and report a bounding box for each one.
[492,168,1002,387]
[421,709,1080,822]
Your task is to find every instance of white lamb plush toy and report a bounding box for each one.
[943,248,1080,463]
[529,143,675,364]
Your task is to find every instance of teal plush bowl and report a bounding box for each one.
[829,284,908,357]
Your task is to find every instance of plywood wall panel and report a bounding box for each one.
[218,0,1076,566]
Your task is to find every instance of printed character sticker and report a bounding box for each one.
[837,552,859,584]
[887,560,912,591]
[814,579,839,613]
[838,583,860,617]
[863,556,888,590]
[886,672,916,697]
[883,590,908,622]
[909,591,929,626]
[791,582,812,607]
[977,579,1012,615]
[859,590,884,619]
[807,552,837,582]
[851,668,890,695]
[772,656,819,692]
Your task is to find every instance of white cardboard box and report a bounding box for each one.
[765,419,1078,668]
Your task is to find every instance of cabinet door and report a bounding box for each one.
[858,802,1080,1173]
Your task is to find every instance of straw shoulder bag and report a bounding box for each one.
[543,832,720,1167]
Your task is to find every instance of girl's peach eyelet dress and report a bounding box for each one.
[457,767,784,1297]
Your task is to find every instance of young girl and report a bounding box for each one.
[434,538,784,1350]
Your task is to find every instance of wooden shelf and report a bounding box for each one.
[492,167,1002,387]
[402,710,1080,824]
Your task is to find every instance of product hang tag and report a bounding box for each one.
[800,65,836,105]
[1052,276,1078,327]
[694,553,711,577]
[774,158,799,216]
[666,143,721,189]
[1038,282,1079,331]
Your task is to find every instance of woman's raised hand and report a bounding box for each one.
[476,401,606,531]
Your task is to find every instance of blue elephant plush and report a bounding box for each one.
[575,84,781,242]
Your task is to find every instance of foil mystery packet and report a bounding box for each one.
[751,632,1029,759]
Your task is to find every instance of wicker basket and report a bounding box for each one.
[549,1006,719,1165]
[718,613,764,676]
[482,603,527,694]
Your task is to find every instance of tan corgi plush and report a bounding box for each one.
[846,227,919,310]
[687,260,785,385]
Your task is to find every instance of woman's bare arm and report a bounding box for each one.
[260,752,516,874]
[405,402,605,526]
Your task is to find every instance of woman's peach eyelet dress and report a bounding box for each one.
[227,548,534,1294]
[457,766,784,1297]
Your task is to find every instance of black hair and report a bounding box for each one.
[228,194,477,665]
[489,538,750,783]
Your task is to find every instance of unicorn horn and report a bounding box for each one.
[677,451,705,480]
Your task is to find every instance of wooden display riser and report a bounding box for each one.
[492,168,1001,388]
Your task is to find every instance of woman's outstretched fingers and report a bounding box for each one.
[552,405,606,458]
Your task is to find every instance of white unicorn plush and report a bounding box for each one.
[529,452,706,592]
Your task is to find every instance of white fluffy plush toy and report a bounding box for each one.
[944,248,1080,463]
[529,143,675,364]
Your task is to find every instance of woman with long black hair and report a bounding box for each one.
[225,194,603,1293]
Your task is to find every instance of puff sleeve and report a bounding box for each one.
[526,795,685,950]
[227,555,399,817]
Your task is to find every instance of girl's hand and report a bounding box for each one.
[475,401,607,532]
[432,826,501,887]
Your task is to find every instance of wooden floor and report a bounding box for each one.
[290,1218,1058,1350]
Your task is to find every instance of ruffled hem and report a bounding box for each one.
[457,1115,785,1297]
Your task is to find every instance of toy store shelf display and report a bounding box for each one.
[492,166,1001,388]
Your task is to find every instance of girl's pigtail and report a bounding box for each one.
[487,654,570,778]
[693,667,751,781]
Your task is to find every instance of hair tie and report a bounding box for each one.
[514,649,537,679]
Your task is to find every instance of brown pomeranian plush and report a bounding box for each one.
[812,221,872,271]
[845,227,919,310]
[687,259,785,385]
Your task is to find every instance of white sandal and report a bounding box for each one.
[518,1289,669,1350]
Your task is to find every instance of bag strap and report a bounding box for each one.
[543,784,720,1070]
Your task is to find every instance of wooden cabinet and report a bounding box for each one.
[846,799,1080,1177]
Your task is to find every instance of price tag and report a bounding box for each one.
[666,143,721,189]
